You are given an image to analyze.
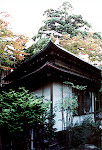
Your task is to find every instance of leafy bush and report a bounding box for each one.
[0,87,56,149]
[72,117,100,148]
[0,87,51,134]
[43,110,56,141]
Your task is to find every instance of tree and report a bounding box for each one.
[0,12,28,70]
[25,38,49,59]
[52,33,102,65]
[27,1,102,57]
[33,1,91,41]
[0,87,51,149]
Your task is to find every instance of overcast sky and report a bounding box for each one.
[1,0,102,38]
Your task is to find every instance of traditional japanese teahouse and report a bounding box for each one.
[2,40,102,131]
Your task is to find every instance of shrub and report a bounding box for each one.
[72,117,100,148]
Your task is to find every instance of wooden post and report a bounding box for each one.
[11,140,13,150]
[100,127,102,149]
[31,129,33,150]
[99,125,102,149]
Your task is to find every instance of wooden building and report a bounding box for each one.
[2,40,102,131]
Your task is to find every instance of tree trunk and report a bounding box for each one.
[39,125,45,150]
[66,112,72,149]
[66,127,72,149]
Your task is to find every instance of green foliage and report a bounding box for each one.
[72,116,100,148]
[43,110,56,141]
[34,1,91,42]
[63,81,87,90]
[26,1,102,63]
[55,81,79,128]
[26,1,102,60]
[0,87,51,134]
[55,81,87,128]
[57,95,78,116]
[93,32,102,40]
[25,38,49,59]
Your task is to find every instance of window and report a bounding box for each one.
[84,91,92,113]
[95,93,102,111]
[72,88,83,115]
[73,89,92,115]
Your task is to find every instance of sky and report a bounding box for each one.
[1,0,102,39]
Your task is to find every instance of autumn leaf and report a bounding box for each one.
[0,12,28,70]
[53,33,102,65]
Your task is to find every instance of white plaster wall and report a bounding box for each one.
[52,82,73,131]
[34,88,43,97]
[34,84,51,100]
[33,84,51,124]
[33,82,63,131]
[63,84,72,98]
[63,84,72,128]
[42,84,51,100]
[73,113,94,125]
[33,82,95,131]
[53,82,63,131]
